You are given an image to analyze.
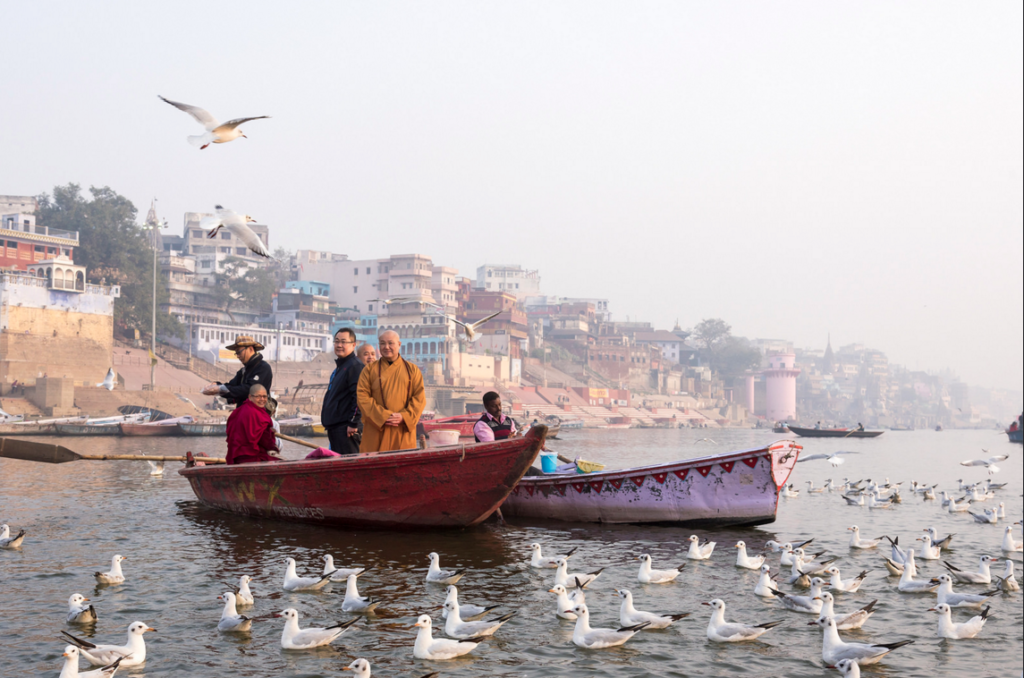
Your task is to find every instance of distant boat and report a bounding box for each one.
[935,424,943,432]
[1008,428,1023,444]
[55,423,122,436]
[120,416,194,437]
[772,424,790,433]
[178,422,227,437]
[889,425,915,431]
[787,426,883,439]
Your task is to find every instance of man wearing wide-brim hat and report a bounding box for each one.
[201,335,274,406]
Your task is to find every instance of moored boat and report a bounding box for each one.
[421,414,478,438]
[0,422,58,436]
[55,423,122,436]
[1008,429,1023,444]
[279,423,315,437]
[501,440,801,527]
[178,422,228,436]
[179,425,546,529]
[787,426,883,439]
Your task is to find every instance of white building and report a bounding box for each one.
[171,321,329,366]
[475,264,541,299]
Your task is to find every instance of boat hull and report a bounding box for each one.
[422,415,478,438]
[179,427,545,529]
[55,424,122,436]
[178,423,227,436]
[787,426,883,438]
[120,423,182,436]
[1008,429,1023,444]
[501,441,801,527]
[0,423,57,436]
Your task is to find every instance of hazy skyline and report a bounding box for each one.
[2,2,1021,392]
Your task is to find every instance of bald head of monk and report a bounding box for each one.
[378,330,401,361]
[248,383,268,404]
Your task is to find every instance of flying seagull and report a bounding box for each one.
[798,451,862,467]
[200,206,270,257]
[97,368,116,391]
[158,96,269,149]
[960,452,1009,475]
[366,296,425,307]
[447,311,502,342]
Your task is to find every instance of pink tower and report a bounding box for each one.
[764,352,800,422]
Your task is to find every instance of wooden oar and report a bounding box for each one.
[0,437,226,464]
[276,432,321,450]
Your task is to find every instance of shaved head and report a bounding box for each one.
[378,330,401,360]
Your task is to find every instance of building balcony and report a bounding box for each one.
[0,224,79,245]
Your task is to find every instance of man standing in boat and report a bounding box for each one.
[321,328,362,455]
[225,384,280,464]
[474,391,517,442]
[356,330,425,453]
[202,335,273,406]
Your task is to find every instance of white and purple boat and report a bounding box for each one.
[501,440,801,527]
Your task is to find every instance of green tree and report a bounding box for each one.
[213,257,279,322]
[36,184,181,339]
[715,336,763,377]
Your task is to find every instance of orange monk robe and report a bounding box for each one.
[356,355,426,453]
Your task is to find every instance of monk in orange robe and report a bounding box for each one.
[356,330,426,453]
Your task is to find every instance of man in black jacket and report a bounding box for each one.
[202,335,274,406]
[320,327,363,454]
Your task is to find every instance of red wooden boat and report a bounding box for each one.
[179,426,546,529]
[420,414,479,438]
[502,440,801,527]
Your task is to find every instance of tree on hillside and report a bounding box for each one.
[692,318,732,351]
[715,336,763,376]
[36,184,181,339]
[212,257,280,322]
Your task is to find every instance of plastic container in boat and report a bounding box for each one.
[428,430,461,447]
[540,452,558,473]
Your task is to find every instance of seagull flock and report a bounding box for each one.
[3,443,1020,676]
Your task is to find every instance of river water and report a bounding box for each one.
[1,429,1020,677]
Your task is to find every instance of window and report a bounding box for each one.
[354,268,358,275]
[220,232,231,240]
[236,248,247,255]
[366,267,370,274]
[353,286,358,293]
[192,230,203,238]
[220,247,231,253]
[368,304,374,312]
[201,261,211,268]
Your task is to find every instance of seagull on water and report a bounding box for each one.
[67,594,98,624]
[831,658,863,678]
[637,553,684,583]
[0,524,26,549]
[224,574,255,607]
[554,558,603,588]
[145,458,164,476]
[770,576,827,614]
[158,95,269,149]
[811,616,914,665]
[442,585,498,621]
[970,508,999,524]
[960,452,1009,475]
[283,557,334,592]
[703,599,783,642]
[782,547,825,568]
[442,601,515,639]
[1002,525,1023,552]
[915,535,942,560]
[548,584,582,620]
[615,589,689,629]
[847,526,880,549]
[818,593,876,630]
[96,368,116,391]
[944,555,998,584]
[322,554,369,581]
[686,535,716,560]
[934,574,999,609]
[897,552,939,593]
[571,603,649,648]
[753,564,780,598]
[530,542,577,569]
[825,567,869,593]
[923,527,955,551]
[200,206,270,257]
[798,451,861,467]
[806,480,826,494]
[929,603,990,639]
[59,647,124,678]
[61,622,155,667]
[341,573,380,613]
[994,560,1019,592]
[426,552,466,585]
[277,608,357,649]
[764,538,814,553]
[94,555,126,585]
[412,614,485,659]
[734,541,766,570]
[217,592,252,632]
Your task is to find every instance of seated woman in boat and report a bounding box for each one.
[226,384,280,465]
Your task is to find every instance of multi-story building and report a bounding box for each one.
[270,281,333,334]
[1,210,78,272]
[633,329,688,365]
[475,264,541,299]
[170,321,328,366]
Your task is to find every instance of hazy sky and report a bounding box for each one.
[2,2,1021,391]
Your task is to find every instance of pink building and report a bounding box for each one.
[764,353,800,422]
